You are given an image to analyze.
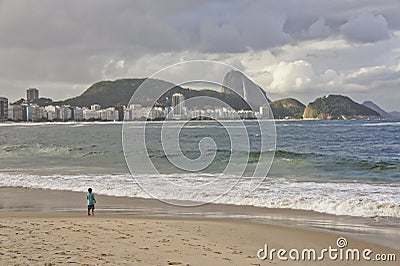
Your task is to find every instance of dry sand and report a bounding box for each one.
[0,188,399,265]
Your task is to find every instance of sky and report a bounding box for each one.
[0,0,399,111]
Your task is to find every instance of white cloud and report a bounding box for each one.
[269,60,314,93]
[345,65,400,87]
[102,59,128,79]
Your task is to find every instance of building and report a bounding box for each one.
[238,110,255,119]
[38,106,47,121]
[9,104,26,121]
[124,109,134,121]
[44,105,57,121]
[60,106,73,121]
[91,104,101,111]
[148,107,164,120]
[99,107,118,121]
[0,97,8,122]
[83,108,100,120]
[115,105,124,121]
[259,104,273,119]
[27,104,41,122]
[73,107,83,121]
[171,93,185,119]
[27,88,39,102]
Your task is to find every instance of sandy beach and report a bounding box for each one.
[0,188,398,265]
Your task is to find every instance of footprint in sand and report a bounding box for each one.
[167,261,183,265]
[232,250,243,254]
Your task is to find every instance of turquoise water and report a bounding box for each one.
[273,120,399,181]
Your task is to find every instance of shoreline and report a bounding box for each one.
[0,117,394,126]
[1,187,400,249]
[1,187,399,265]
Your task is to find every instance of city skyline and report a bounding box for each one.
[2,89,271,122]
[0,1,399,111]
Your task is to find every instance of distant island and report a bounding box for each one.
[269,98,305,119]
[7,74,399,121]
[303,95,380,120]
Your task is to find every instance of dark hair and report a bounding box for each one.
[88,188,92,193]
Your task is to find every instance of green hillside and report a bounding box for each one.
[58,78,251,110]
[58,79,146,107]
[303,95,380,119]
[47,79,383,120]
[270,98,305,119]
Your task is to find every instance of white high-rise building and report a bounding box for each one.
[60,106,73,121]
[99,107,118,121]
[171,93,185,119]
[259,104,273,119]
[83,108,100,120]
[73,107,83,121]
[45,105,58,121]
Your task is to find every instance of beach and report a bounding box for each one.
[2,0,400,264]
[1,187,399,265]
[1,121,399,265]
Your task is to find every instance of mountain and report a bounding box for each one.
[270,98,305,119]
[221,70,270,110]
[35,78,388,121]
[58,79,146,107]
[362,101,390,118]
[390,111,400,118]
[58,78,251,110]
[303,95,380,120]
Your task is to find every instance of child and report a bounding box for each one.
[86,188,96,216]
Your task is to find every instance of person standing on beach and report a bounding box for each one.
[86,188,96,216]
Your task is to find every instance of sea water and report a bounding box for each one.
[0,120,399,218]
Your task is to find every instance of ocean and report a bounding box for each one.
[0,120,399,218]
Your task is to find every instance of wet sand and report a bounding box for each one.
[0,187,399,265]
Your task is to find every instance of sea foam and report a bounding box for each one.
[1,172,399,218]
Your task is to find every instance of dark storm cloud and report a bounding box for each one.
[340,11,391,43]
[0,0,188,52]
[1,0,398,54]
[0,0,399,109]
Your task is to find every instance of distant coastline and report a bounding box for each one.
[1,117,394,126]
[2,78,399,123]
